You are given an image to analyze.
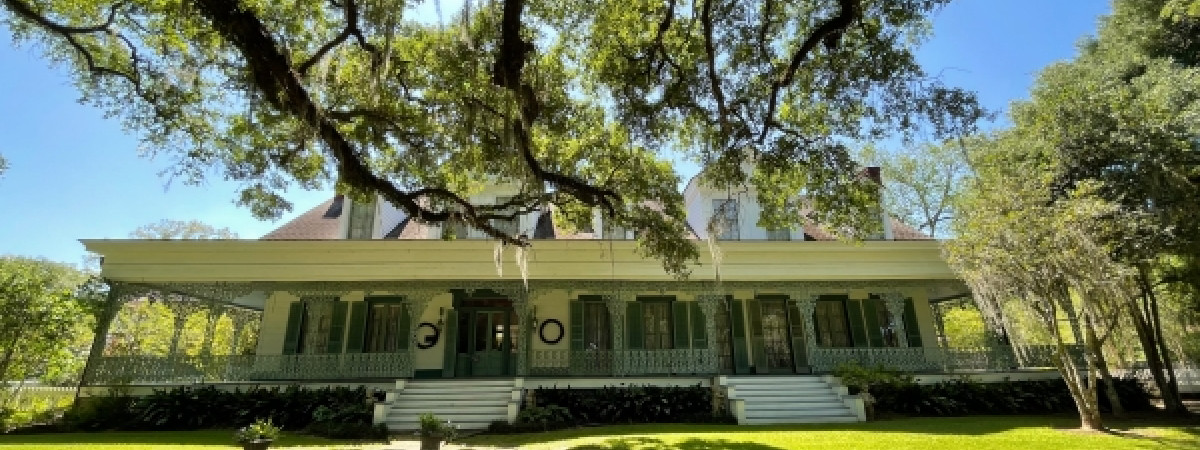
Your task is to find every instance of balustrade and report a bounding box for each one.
[84,352,412,385]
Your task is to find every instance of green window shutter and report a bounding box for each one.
[747,299,768,373]
[845,299,868,347]
[863,297,884,347]
[626,302,644,350]
[787,300,808,371]
[672,301,690,349]
[442,310,458,377]
[904,298,923,347]
[729,299,750,374]
[344,302,368,353]
[569,301,585,351]
[281,302,304,355]
[326,301,349,353]
[396,305,412,350]
[690,302,708,349]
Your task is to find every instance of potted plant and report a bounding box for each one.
[416,412,457,450]
[235,418,281,450]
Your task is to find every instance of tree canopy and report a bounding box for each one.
[0,0,982,275]
[128,219,239,240]
[946,0,1200,428]
[0,256,90,385]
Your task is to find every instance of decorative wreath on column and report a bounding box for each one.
[415,322,440,349]
[538,318,564,345]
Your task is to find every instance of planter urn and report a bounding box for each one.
[241,439,273,450]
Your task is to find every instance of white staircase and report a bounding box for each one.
[722,376,863,424]
[382,379,519,431]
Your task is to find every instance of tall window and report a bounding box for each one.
[712,199,740,240]
[814,299,851,347]
[870,297,899,347]
[583,302,611,350]
[346,198,375,239]
[365,301,407,352]
[298,298,335,354]
[642,301,673,350]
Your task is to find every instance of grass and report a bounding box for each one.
[0,415,1196,449]
[460,415,1200,450]
[0,430,354,450]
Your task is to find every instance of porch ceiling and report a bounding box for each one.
[82,239,960,284]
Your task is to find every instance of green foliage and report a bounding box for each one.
[940,302,990,348]
[857,139,973,238]
[233,418,280,443]
[832,363,914,395]
[52,385,374,435]
[866,376,1151,417]
[127,220,238,240]
[0,0,983,277]
[527,384,728,425]
[0,388,73,431]
[0,257,91,387]
[416,412,457,441]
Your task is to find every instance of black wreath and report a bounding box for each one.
[415,322,440,349]
[539,318,564,345]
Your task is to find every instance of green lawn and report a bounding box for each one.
[460,415,1200,450]
[0,416,1196,450]
[0,430,355,450]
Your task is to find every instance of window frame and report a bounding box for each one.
[638,296,675,350]
[363,296,408,353]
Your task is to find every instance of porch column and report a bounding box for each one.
[513,289,535,376]
[931,302,949,349]
[405,290,439,378]
[78,281,132,390]
[882,292,909,347]
[697,294,726,374]
[793,293,819,354]
[604,293,629,376]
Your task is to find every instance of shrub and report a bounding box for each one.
[832,362,1153,417]
[27,385,384,439]
[524,384,727,425]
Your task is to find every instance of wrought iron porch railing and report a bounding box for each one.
[84,352,413,385]
[808,345,1085,373]
[527,349,719,377]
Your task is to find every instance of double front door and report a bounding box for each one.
[448,307,517,377]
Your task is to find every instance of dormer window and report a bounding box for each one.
[346,198,375,239]
[602,223,629,240]
[712,199,740,240]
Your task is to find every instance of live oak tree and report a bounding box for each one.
[0,257,91,392]
[949,0,1200,427]
[1,0,981,276]
[857,138,973,238]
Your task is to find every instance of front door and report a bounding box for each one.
[454,308,515,377]
[759,299,795,373]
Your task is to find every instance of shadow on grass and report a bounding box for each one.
[562,436,785,450]
[1052,412,1200,450]
[0,429,357,448]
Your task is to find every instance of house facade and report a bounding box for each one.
[79,174,1047,426]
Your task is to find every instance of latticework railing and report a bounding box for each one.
[528,349,718,377]
[808,345,1084,373]
[84,352,412,385]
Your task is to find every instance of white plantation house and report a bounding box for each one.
[80,169,1061,429]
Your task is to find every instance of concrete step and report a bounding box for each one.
[742,415,859,425]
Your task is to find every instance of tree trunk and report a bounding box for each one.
[1048,297,1104,430]
[1133,267,1187,414]
[1084,313,1124,417]
[1145,279,1186,414]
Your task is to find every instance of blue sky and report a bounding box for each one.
[0,0,1112,266]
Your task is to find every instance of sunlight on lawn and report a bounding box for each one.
[0,416,1196,450]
